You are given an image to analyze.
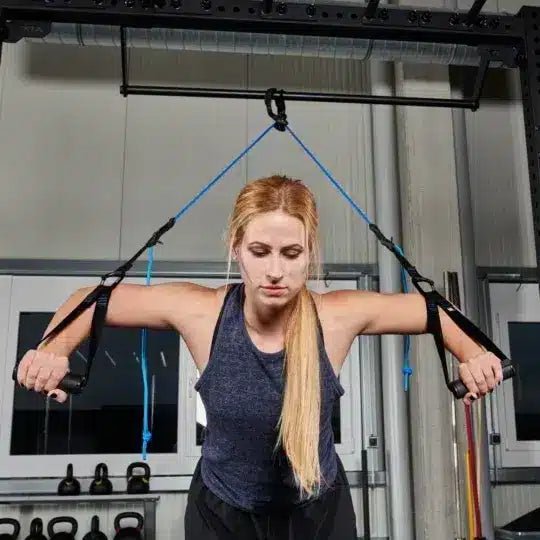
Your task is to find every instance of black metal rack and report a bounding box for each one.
[0,494,159,540]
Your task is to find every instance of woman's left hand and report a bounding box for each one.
[457,351,503,406]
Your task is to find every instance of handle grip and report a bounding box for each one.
[448,360,515,399]
[12,366,86,395]
[57,372,86,394]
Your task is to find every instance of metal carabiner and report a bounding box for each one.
[264,88,288,132]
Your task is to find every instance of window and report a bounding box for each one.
[0,275,196,479]
[11,312,180,456]
[485,280,540,468]
[0,273,378,483]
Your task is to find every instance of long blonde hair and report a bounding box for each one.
[226,175,324,499]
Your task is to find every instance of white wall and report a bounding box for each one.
[464,67,536,268]
[0,42,376,264]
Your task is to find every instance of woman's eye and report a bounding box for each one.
[284,252,301,259]
[251,251,267,258]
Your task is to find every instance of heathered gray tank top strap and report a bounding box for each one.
[194,282,345,513]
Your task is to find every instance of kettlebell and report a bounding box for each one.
[24,518,46,540]
[82,516,107,540]
[126,462,150,494]
[113,513,143,540]
[57,464,80,496]
[47,517,77,540]
[89,463,113,495]
[0,518,20,540]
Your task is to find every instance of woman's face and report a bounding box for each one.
[235,210,310,307]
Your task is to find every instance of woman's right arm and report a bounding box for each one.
[16,281,209,402]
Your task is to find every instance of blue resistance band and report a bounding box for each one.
[284,125,413,392]
[138,122,276,458]
[139,119,416,457]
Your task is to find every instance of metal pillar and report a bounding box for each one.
[371,55,415,539]
[448,62,496,540]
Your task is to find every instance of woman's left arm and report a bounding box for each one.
[327,290,503,404]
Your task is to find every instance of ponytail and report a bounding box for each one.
[275,285,323,499]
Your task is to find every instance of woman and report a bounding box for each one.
[16,175,502,539]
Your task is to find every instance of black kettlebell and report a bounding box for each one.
[126,462,150,494]
[57,464,80,496]
[89,463,113,495]
[24,518,46,540]
[0,518,20,540]
[113,513,143,540]
[82,516,107,540]
[47,517,77,540]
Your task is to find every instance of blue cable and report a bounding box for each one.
[394,245,413,392]
[284,124,413,391]
[138,122,276,458]
[140,245,155,460]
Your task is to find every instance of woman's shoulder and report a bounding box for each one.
[160,282,236,333]
[309,287,374,336]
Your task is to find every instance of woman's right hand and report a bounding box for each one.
[16,349,70,403]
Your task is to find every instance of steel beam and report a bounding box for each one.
[518,6,540,288]
[0,0,524,49]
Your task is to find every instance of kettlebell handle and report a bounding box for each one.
[47,516,78,538]
[114,512,144,532]
[29,517,45,536]
[95,463,109,479]
[0,518,20,539]
[126,462,150,479]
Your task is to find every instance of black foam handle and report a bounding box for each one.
[448,361,515,399]
[12,366,85,394]
[57,372,86,394]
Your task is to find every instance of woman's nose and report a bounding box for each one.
[266,256,283,279]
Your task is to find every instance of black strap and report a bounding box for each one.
[370,223,515,398]
[424,291,451,387]
[12,217,177,394]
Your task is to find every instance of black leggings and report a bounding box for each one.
[184,457,358,540]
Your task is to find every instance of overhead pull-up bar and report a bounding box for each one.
[120,85,481,109]
[119,24,500,111]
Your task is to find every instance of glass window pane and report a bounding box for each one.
[508,321,540,441]
[11,312,180,455]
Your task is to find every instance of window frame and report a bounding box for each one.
[481,276,540,469]
[0,271,380,484]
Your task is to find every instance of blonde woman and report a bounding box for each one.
[17,176,502,539]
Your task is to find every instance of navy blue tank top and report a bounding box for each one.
[194,283,345,513]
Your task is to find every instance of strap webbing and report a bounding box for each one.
[13,122,277,458]
[282,122,513,396]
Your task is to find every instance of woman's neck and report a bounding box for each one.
[243,288,293,335]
